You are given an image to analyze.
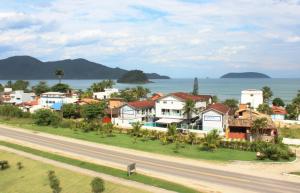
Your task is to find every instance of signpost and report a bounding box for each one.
[127,163,136,176]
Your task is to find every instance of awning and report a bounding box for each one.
[155,118,183,124]
[51,103,63,111]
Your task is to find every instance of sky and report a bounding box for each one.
[0,0,300,78]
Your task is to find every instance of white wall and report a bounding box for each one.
[10,91,35,104]
[93,88,119,100]
[241,90,263,109]
[155,95,207,119]
[202,110,224,132]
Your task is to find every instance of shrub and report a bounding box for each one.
[48,170,62,193]
[0,104,29,118]
[81,102,106,121]
[61,104,81,119]
[200,130,221,151]
[59,119,76,128]
[17,162,23,170]
[90,177,105,193]
[33,109,61,127]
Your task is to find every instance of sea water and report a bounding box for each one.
[0,78,299,103]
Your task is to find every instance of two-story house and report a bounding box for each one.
[117,100,155,125]
[155,92,212,126]
[93,88,119,100]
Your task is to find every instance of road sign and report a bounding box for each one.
[127,163,136,176]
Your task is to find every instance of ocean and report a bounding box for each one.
[0,78,299,103]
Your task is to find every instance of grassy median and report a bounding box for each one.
[0,150,149,193]
[0,140,200,193]
[0,117,256,162]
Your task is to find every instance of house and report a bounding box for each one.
[18,100,43,113]
[228,108,277,141]
[117,100,155,125]
[241,89,263,109]
[9,90,36,105]
[93,88,119,100]
[202,103,230,133]
[40,92,78,110]
[40,92,66,107]
[271,106,287,120]
[0,88,13,103]
[155,92,212,126]
[151,93,164,101]
[108,98,125,109]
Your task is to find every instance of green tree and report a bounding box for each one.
[32,81,50,96]
[48,170,62,193]
[251,117,268,140]
[257,103,272,115]
[201,129,221,151]
[272,97,285,107]
[90,177,105,193]
[0,83,4,92]
[183,99,197,125]
[262,86,273,103]
[61,104,80,118]
[132,86,150,99]
[55,69,64,84]
[286,104,298,120]
[81,102,107,120]
[131,121,143,137]
[51,83,70,93]
[223,99,239,113]
[7,80,29,91]
[192,77,198,95]
[212,95,219,103]
[33,109,61,126]
[167,124,177,142]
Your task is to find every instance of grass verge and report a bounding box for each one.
[0,150,149,193]
[0,117,256,162]
[0,140,200,193]
[279,127,300,139]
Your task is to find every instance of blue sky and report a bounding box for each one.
[0,0,300,78]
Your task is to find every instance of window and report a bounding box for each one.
[163,101,167,104]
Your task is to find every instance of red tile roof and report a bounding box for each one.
[272,106,287,115]
[151,93,164,101]
[205,103,230,114]
[172,92,211,101]
[127,100,155,109]
[20,100,39,106]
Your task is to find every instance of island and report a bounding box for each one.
[220,72,270,79]
[117,70,152,84]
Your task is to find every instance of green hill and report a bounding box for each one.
[0,56,170,80]
[117,70,151,84]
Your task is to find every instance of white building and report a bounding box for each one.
[7,90,35,105]
[202,103,230,133]
[93,88,119,100]
[241,89,263,109]
[40,92,78,108]
[155,92,212,125]
[116,100,155,125]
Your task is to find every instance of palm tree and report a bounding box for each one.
[183,99,197,125]
[55,69,64,84]
[262,86,273,104]
[131,122,143,137]
[167,124,177,142]
[251,117,268,140]
[132,86,150,100]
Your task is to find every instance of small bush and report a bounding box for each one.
[90,177,105,193]
[0,104,29,118]
[33,109,61,127]
[17,162,23,170]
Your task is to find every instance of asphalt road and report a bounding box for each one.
[0,127,300,193]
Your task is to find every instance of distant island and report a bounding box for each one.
[221,72,270,79]
[0,56,170,80]
[117,70,151,84]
